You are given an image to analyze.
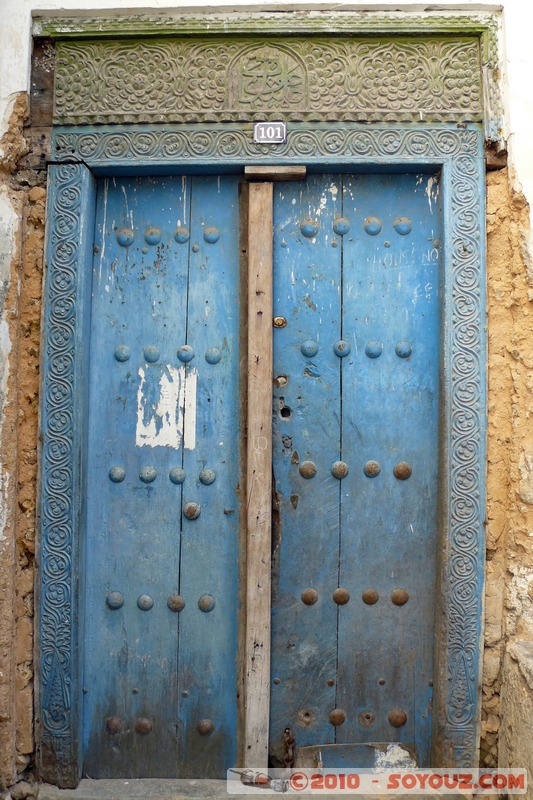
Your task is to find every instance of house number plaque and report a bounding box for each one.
[253,122,287,144]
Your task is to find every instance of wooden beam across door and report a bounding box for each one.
[244,182,274,769]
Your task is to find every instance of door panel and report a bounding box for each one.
[83,175,241,778]
[270,174,343,756]
[270,172,440,767]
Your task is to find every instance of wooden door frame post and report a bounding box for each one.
[244,182,274,768]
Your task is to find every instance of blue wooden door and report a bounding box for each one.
[83,175,241,777]
[270,172,441,767]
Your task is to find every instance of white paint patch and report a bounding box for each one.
[183,368,197,450]
[136,364,197,450]
[426,176,439,214]
[374,743,417,770]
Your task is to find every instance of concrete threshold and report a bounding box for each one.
[36,778,388,800]
[38,779,252,800]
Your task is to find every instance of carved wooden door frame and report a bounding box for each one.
[35,9,496,787]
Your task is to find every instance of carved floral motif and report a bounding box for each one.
[54,37,482,124]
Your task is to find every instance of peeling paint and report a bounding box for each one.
[374,743,417,770]
[136,364,197,449]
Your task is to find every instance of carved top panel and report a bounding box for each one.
[54,36,482,125]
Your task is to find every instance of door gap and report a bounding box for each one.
[334,174,345,744]
[176,177,194,691]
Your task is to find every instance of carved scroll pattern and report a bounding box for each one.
[53,126,478,162]
[445,150,484,765]
[54,37,482,124]
[40,164,83,771]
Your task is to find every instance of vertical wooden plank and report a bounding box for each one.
[244,182,273,768]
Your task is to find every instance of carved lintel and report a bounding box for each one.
[53,36,483,126]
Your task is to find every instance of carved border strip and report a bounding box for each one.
[39,163,96,787]
[40,124,485,781]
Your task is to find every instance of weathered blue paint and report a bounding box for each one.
[270,173,441,767]
[82,175,240,777]
[39,124,486,786]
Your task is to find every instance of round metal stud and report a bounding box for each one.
[299,461,317,479]
[365,341,383,359]
[109,466,126,483]
[359,710,376,727]
[301,339,319,358]
[378,678,386,686]
[167,594,185,612]
[388,709,408,727]
[135,718,153,735]
[301,588,318,606]
[395,341,413,359]
[199,468,216,486]
[333,217,350,236]
[137,594,154,611]
[169,467,186,485]
[393,462,412,480]
[333,588,350,606]
[143,346,160,363]
[391,588,409,606]
[177,345,195,363]
[144,227,161,246]
[183,501,201,520]
[204,227,220,244]
[192,244,200,253]
[198,719,215,736]
[331,461,349,479]
[198,594,215,612]
[106,716,123,734]
[174,226,190,244]
[117,228,134,247]
[363,461,381,478]
[327,679,335,687]
[363,217,382,236]
[273,678,281,685]
[205,348,222,364]
[106,592,124,610]
[329,708,346,727]
[139,466,157,483]
[273,316,287,329]
[334,339,351,358]
[362,589,379,605]
[300,219,319,238]
[114,345,130,362]
[393,217,413,236]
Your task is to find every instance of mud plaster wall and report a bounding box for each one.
[0,93,533,786]
[0,92,45,789]
[482,168,533,768]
